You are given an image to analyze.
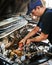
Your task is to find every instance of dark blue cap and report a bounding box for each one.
[27,0,42,15]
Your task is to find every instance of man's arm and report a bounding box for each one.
[26,32,48,44]
[24,26,40,40]
[19,26,40,44]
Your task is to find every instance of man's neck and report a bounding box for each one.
[41,7,46,16]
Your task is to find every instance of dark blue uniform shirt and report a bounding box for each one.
[37,8,52,43]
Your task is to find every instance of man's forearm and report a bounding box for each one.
[24,26,39,40]
[30,32,48,42]
[30,36,43,42]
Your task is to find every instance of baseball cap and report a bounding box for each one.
[27,0,42,15]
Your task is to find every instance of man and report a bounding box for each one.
[19,0,52,45]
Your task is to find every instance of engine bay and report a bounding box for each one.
[0,15,52,65]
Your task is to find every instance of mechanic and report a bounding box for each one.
[19,0,52,46]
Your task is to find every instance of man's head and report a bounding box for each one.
[28,0,46,16]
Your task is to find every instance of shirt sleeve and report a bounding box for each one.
[41,13,51,34]
[37,13,51,34]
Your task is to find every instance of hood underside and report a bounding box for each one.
[0,0,30,21]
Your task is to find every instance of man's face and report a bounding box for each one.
[31,6,41,16]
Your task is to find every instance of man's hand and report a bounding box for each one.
[26,39,32,45]
[18,38,27,50]
[19,38,26,44]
